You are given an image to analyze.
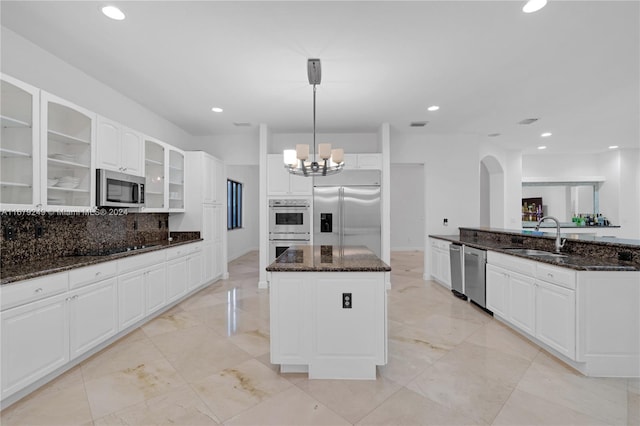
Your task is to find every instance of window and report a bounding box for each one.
[227,179,243,230]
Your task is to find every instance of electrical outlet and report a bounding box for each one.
[133,220,138,230]
[158,220,162,229]
[4,226,15,241]
[342,293,352,309]
[443,218,448,226]
[35,224,44,238]
[618,251,633,261]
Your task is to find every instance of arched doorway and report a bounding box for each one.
[480,155,505,228]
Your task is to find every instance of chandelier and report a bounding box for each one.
[283,58,344,177]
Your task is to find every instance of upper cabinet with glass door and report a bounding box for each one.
[41,92,95,210]
[168,148,185,212]
[0,75,40,210]
[143,137,166,211]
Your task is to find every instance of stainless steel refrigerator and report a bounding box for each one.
[313,170,382,258]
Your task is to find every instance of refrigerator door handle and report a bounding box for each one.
[339,187,344,247]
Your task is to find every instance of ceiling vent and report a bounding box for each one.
[518,118,539,125]
[233,122,252,127]
[410,121,428,127]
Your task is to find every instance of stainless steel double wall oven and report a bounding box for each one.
[268,199,311,261]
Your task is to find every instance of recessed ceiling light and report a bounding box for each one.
[537,146,547,150]
[427,105,440,112]
[211,107,223,113]
[522,0,547,14]
[541,132,552,137]
[101,6,125,20]
[609,145,619,149]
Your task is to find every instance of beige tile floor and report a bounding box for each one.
[2,251,638,425]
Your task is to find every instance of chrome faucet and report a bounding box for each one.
[535,216,566,253]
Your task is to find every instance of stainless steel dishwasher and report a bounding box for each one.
[464,246,487,308]
[449,243,466,300]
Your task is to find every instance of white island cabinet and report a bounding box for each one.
[267,245,390,379]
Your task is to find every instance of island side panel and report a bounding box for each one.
[269,271,388,379]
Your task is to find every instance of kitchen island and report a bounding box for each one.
[266,245,391,379]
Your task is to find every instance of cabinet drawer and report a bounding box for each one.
[1,272,69,311]
[166,243,201,260]
[488,251,536,277]
[69,261,118,289]
[118,250,165,274]
[536,263,576,290]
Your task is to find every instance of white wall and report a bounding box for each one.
[226,165,260,261]
[390,131,481,236]
[390,164,424,250]
[190,133,259,165]
[1,27,192,149]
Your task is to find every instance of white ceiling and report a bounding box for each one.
[1,1,638,155]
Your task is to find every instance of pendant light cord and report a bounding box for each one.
[313,84,317,162]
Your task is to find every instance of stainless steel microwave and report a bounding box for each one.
[96,169,145,207]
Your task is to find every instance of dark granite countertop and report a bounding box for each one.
[1,238,203,285]
[430,234,638,272]
[266,245,391,272]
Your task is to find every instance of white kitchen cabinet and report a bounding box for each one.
[508,272,536,336]
[1,293,69,400]
[486,264,509,318]
[487,251,576,359]
[269,271,387,379]
[69,278,118,359]
[267,154,312,195]
[166,257,188,303]
[143,137,167,211]
[0,74,40,210]
[168,148,185,212]
[145,264,167,315]
[40,91,95,210]
[187,251,204,290]
[535,279,575,359]
[343,153,382,170]
[96,116,143,176]
[429,238,451,288]
[117,271,146,330]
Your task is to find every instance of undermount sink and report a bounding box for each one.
[502,248,568,258]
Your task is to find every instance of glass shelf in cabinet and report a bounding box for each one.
[48,129,91,145]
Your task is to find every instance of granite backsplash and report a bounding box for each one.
[1,212,171,267]
[459,227,640,267]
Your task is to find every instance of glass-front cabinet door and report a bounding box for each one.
[168,149,185,212]
[144,138,166,211]
[41,92,95,210]
[0,75,40,209]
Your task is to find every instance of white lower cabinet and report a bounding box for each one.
[486,264,509,318]
[535,279,575,359]
[187,252,204,291]
[117,272,146,330]
[145,264,167,315]
[487,252,576,361]
[0,242,213,405]
[167,258,188,303]
[507,272,536,336]
[429,238,451,288]
[1,293,69,400]
[69,278,118,358]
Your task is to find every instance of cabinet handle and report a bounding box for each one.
[73,295,79,300]
[34,287,43,293]
[547,273,554,278]
[95,271,102,276]
[65,297,72,302]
